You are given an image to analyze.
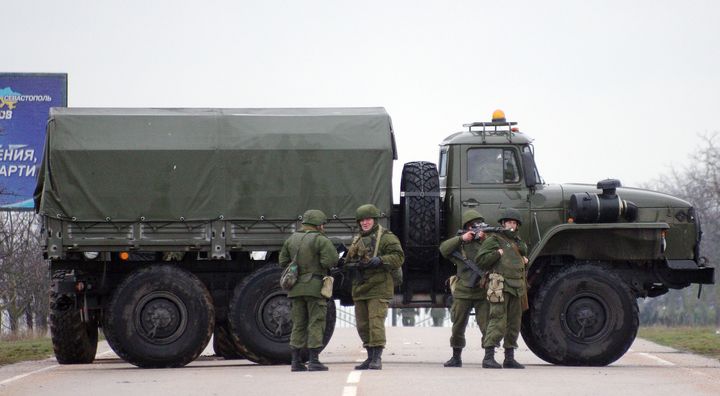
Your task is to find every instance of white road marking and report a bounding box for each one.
[1,350,114,387]
[637,352,675,366]
[0,365,58,386]
[343,370,361,396]
[346,371,362,384]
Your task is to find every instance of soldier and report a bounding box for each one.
[347,204,404,370]
[279,209,339,372]
[438,209,489,368]
[474,208,529,369]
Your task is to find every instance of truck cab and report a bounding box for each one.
[406,110,714,365]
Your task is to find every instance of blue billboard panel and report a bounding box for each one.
[0,73,67,210]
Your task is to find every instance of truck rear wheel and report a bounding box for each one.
[400,161,440,273]
[524,263,638,366]
[103,265,214,368]
[228,264,336,364]
[213,321,246,360]
[49,271,98,364]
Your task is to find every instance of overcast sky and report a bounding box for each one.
[5,0,720,193]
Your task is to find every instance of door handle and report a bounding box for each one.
[462,199,479,207]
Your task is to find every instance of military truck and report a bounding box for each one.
[35,108,714,368]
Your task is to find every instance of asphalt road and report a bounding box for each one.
[1,327,719,396]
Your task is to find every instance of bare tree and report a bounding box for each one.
[0,212,49,336]
[641,133,720,327]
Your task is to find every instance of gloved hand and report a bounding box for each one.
[364,256,383,269]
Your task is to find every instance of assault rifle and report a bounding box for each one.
[450,251,486,288]
[456,222,504,240]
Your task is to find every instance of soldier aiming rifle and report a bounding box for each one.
[439,209,492,368]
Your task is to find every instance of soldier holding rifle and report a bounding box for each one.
[345,204,405,370]
[474,208,529,369]
[439,209,491,368]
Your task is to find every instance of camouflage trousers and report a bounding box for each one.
[289,296,327,349]
[450,297,488,349]
[354,298,389,347]
[482,291,522,349]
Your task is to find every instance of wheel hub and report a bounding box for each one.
[561,293,609,342]
[135,291,188,345]
[258,293,292,339]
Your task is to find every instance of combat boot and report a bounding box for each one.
[307,348,329,371]
[443,348,462,367]
[482,347,502,369]
[290,348,307,372]
[369,347,383,370]
[502,348,525,369]
[354,347,373,370]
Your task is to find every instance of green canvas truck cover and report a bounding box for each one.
[34,107,396,222]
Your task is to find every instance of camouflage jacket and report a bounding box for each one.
[279,228,338,298]
[439,235,485,300]
[348,224,404,300]
[474,231,528,297]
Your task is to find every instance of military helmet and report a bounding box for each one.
[462,209,485,227]
[356,204,381,221]
[302,209,328,226]
[498,208,522,226]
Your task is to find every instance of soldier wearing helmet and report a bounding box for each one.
[438,209,490,368]
[474,208,529,369]
[346,204,404,370]
[279,209,338,372]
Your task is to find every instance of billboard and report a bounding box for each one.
[0,73,67,209]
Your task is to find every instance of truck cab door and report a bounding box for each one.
[439,145,465,237]
[459,145,530,236]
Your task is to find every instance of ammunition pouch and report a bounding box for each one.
[321,276,334,299]
[487,273,505,303]
[280,263,298,291]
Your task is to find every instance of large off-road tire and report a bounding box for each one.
[522,263,639,366]
[103,265,214,368]
[400,161,440,272]
[49,271,98,364]
[228,264,336,364]
[213,321,246,360]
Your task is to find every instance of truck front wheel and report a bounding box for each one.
[523,263,638,366]
[228,264,336,364]
[49,271,98,364]
[103,265,214,368]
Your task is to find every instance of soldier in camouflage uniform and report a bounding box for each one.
[347,204,404,370]
[279,209,339,372]
[474,208,528,369]
[439,209,489,368]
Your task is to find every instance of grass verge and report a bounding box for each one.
[0,337,54,366]
[638,326,720,360]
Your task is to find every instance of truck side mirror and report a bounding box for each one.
[521,152,538,188]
